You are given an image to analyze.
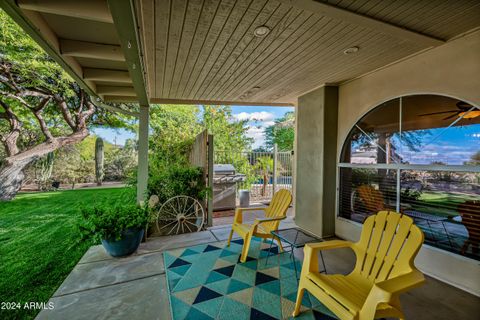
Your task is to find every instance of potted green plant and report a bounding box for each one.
[79,204,150,257]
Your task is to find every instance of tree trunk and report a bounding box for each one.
[0,129,89,201]
[0,158,32,201]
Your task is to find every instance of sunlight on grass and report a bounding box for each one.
[0,187,133,320]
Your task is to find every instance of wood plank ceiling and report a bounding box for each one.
[4,0,480,106]
[137,0,480,105]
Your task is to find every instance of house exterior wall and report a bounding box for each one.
[295,29,479,296]
[335,30,480,296]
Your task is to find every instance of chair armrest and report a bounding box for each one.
[250,216,286,231]
[234,207,267,223]
[238,207,268,212]
[254,216,286,224]
[375,269,425,294]
[359,270,425,319]
[300,240,353,275]
[305,240,353,251]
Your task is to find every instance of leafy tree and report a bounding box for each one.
[265,111,294,151]
[253,146,269,152]
[149,104,201,168]
[201,105,252,151]
[104,139,138,181]
[0,12,129,200]
[146,105,257,195]
[201,105,257,188]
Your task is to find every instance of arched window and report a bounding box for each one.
[338,94,480,260]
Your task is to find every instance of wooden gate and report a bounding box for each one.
[188,130,214,227]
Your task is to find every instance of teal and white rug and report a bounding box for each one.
[164,237,337,320]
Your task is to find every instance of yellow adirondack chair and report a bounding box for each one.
[227,189,292,263]
[293,211,425,320]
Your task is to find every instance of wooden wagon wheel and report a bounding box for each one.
[156,196,205,235]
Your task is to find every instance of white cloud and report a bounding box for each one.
[233,111,275,122]
[232,112,276,148]
[262,121,275,127]
[246,126,266,149]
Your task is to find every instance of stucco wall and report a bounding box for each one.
[296,86,338,237]
[335,30,480,296]
[337,30,480,155]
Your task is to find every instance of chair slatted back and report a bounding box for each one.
[262,189,292,232]
[353,211,424,282]
[357,185,385,213]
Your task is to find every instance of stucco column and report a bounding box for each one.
[137,105,149,203]
[295,86,338,237]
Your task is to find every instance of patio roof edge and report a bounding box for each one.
[107,0,149,107]
[149,98,295,107]
[91,99,140,118]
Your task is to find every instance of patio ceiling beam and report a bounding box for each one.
[0,0,98,97]
[17,0,113,24]
[83,68,132,84]
[60,39,125,61]
[149,98,295,107]
[278,0,445,47]
[107,0,149,106]
[96,86,136,97]
[102,95,140,103]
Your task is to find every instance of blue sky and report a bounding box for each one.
[353,123,480,165]
[92,106,295,149]
[399,124,480,165]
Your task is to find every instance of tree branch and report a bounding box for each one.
[18,89,50,98]
[77,100,96,129]
[0,90,33,109]
[4,128,89,165]
[0,99,21,156]
[54,96,76,130]
[32,98,54,142]
[0,65,20,92]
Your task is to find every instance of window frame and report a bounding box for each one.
[336,94,480,219]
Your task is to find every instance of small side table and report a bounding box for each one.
[265,228,327,280]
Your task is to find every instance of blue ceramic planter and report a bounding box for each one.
[101,228,144,257]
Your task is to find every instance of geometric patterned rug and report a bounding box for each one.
[164,237,337,320]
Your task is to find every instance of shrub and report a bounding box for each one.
[147,164,209,205]
[78,199,150,242]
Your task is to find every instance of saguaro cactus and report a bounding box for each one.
[95,137,105,186]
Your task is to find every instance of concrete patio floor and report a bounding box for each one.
[36,216,480,320]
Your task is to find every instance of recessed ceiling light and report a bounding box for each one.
[343,46,359,55]
[254,26,270,38]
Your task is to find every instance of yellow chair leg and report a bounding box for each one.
[227,229,234,247]
[240,233,252,263]
[292,286,305,317]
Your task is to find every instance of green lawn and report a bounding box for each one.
[0,187,132,320]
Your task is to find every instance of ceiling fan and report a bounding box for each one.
[419,101,480,120]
